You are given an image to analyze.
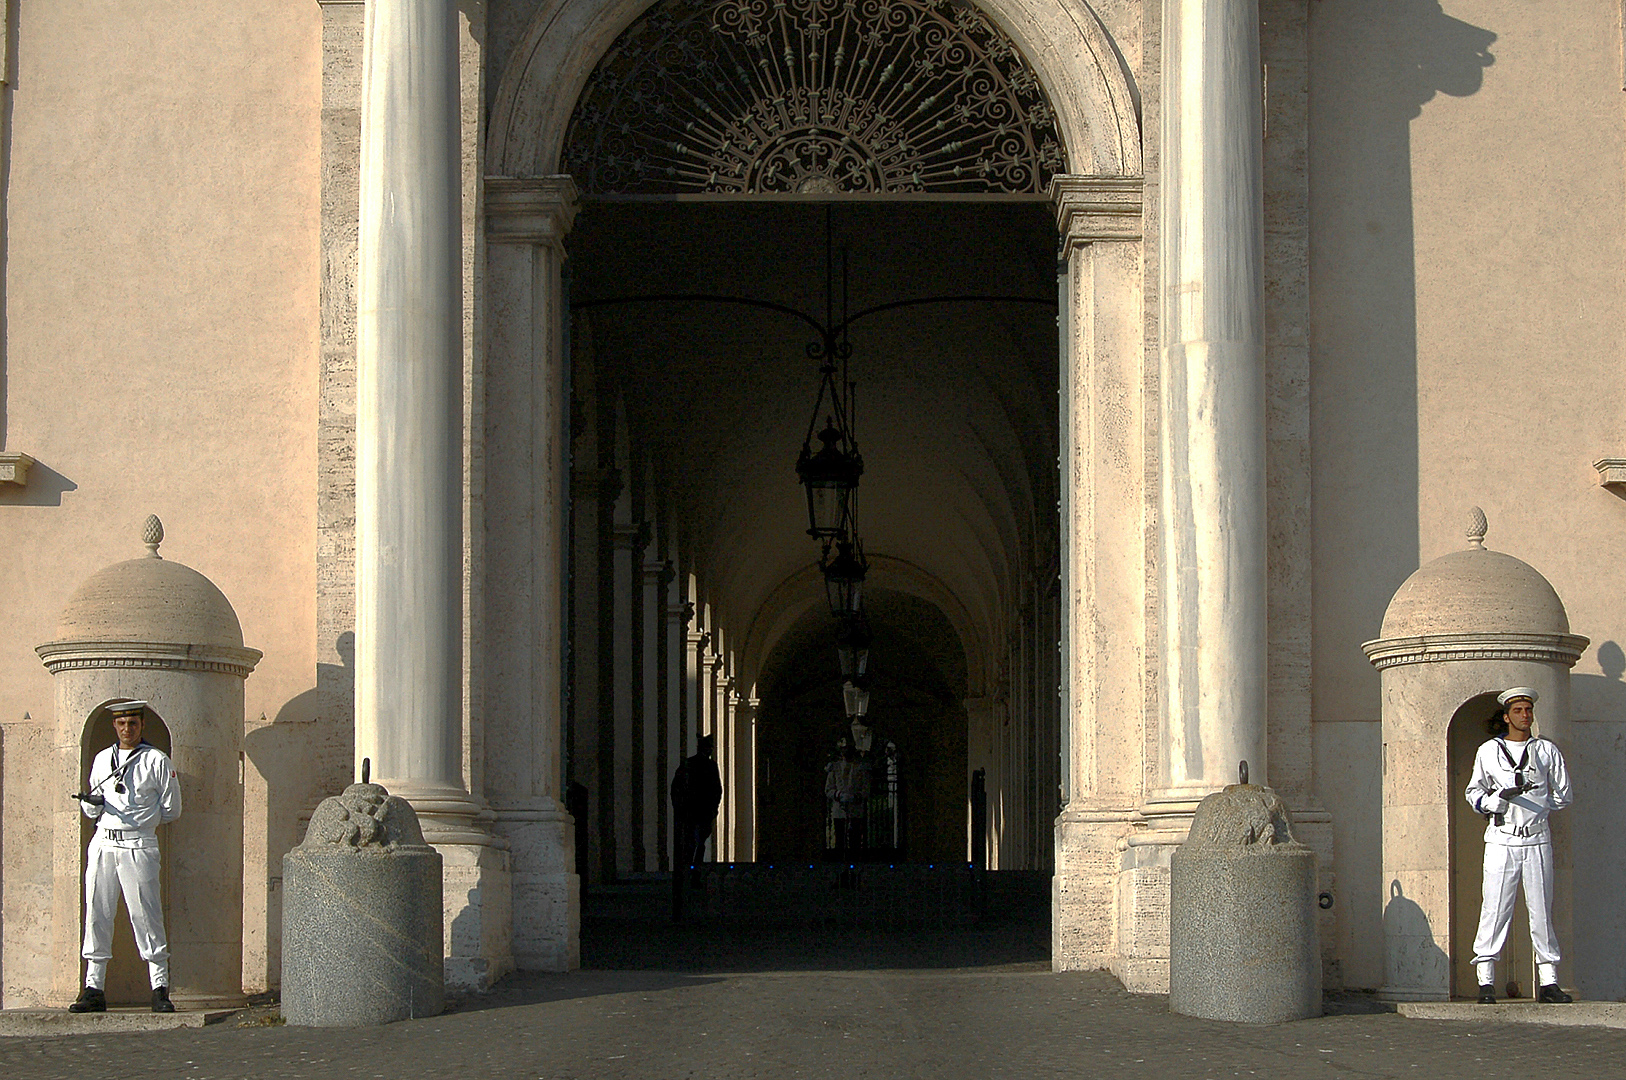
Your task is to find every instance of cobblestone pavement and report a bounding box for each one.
[4,922,1623,1079]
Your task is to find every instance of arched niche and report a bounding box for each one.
[1445,692,1535,1001]
[77,701,174,1006]
[488,0,1142,179]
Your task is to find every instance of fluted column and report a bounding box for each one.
[1153,0,1267,805]
[355,0,482,838]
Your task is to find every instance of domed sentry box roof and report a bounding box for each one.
[37,515,262,676]
[1363,507,1587,670]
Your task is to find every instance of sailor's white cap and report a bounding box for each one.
[106,700,149,717]
[1497,687,1539,707]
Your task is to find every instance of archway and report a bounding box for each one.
[1448,692,1534,1000]
[756,587,969,866]
[479,0,1147,969]
[79,701,172,1006]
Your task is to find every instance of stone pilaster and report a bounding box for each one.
[483,175,580,970]
[641,556,669,871]
[1047,175,1148,976]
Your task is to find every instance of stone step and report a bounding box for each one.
[0,1008,236,1037]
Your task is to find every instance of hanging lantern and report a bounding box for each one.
[796,417,863,540]
[843,677,871,720]
[823,539,867,618]
[835,616,872,680]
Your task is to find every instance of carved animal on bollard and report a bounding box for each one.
[282,782,444,1026]
[1169,777,1322,1023]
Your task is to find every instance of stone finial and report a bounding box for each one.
[142,514,165,559]
[1466,506,1488,549]
[300,782,430,852]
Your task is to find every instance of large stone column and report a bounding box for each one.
[1153,0,1267,806]
[355,0,510,988]
[485,175,581,970]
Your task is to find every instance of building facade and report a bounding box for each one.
[3,0,1625,1005]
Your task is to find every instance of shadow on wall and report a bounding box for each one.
[1382,878,1449,992]
[1311,0,1495,719]
[1569,641,1626,1000]
[242,631,357,989]
[0,459,76,506]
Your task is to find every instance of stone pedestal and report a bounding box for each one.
[1169,784,1321,1023]
[282,783,443,1026]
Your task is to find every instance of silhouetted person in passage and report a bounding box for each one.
[670,734,723,920]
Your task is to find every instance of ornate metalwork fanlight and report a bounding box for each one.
[562,0,1066,195]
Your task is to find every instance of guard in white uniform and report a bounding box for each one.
[1464,687,1572,1005]
[68,701,182,1013]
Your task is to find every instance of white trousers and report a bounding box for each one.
[82,836,169,990]
[1472,841,1558,969]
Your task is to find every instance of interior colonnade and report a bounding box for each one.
[564,371,759,881]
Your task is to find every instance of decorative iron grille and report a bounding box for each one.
[562,0,1067,195]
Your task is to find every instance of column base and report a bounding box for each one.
[1052,806,1137,972]
[493,803,580,972]
[1110,823,1189,994]
[435,841,515,993]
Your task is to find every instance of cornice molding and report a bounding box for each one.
[1361,631,1590,671]
[1050,174,1144,244]
[37,639,264,678]
[485,175,580,244]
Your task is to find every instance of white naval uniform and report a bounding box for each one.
[1464,734,1571,986]
[79,741,182,990]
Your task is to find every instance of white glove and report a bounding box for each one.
[1484,795,1509,816]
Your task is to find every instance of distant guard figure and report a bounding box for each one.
[1465,687,1572,1005]
[69,701,183,1013]
[670,734,723,919]
[824,742,870,854]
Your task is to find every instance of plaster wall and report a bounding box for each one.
[0,2,321,1003]
[1310,0,1626,994]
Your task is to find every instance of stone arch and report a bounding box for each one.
[738,554,987,700]
[487,0,1142,179]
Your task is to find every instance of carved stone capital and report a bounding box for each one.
[1050,175,1144,244]
[485,176,579,245]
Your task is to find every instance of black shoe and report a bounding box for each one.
[68,986,106,1013]
[1538,984,1573,1004]
[151,986,175,1013]
[1477,984,1496,1005]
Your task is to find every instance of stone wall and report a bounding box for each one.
[0,1,323,1004]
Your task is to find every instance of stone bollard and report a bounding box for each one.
[281,781,444,1025]
[1169,774,1321,1023]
